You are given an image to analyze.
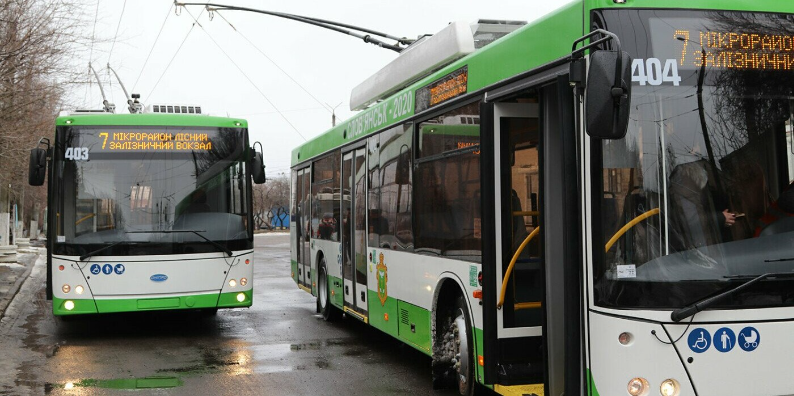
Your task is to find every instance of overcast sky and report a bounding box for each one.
[73,1,570,176]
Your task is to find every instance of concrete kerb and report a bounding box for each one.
[0,248,42,320]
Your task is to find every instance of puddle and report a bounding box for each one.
[47,376,182,392]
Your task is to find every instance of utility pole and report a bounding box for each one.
[327,102,342,127]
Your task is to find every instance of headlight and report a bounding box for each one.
[62,284,71,294]
[236,293,246,302]
[628,377,649,396]
[64,300,75,310]
[229,279,237,287]
[660,379,680,396]
[75,285,84,295]
[240,278,248,286]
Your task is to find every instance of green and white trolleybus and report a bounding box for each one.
[29,102,266,317]
[291,0,794,395]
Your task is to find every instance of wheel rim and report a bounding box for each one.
[453,311,470,394]
[319,266,328,309]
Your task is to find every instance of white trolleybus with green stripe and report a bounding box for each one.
[291,1,794,395]
[29,96,267,317]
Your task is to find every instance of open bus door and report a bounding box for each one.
[481,76,582,396]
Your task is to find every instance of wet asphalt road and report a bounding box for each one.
[0,233,461,396]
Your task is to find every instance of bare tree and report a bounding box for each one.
[0,0,91,235]
[252,173,290,230]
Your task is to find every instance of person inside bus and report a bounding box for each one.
[755,181,794,236]
[667,161,736,252]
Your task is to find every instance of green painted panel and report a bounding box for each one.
[474,327,485,385]
[329,275,344,308]
[137,297,180,309]
[587,369,600,396]
[367,290,399,338]
[54,291,251,315]
[217,290,253,308]
[291,259,299,284]
[94,293,220,313]
[53,297,98,315]
[397,300,432,354]
[586,0,794,13]
[56,113,248,128]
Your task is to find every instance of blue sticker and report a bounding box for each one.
[102,264,113,275]
[713,327,736,353]
[738,327,760,352]
[90,264,101,275]
[114,263,125,275]
[150,274,168,282]
[688,328,711,353]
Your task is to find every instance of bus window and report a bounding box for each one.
[373,124,413,251]
[415,102,481,262]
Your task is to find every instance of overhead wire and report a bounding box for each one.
[213,10,332,114]
[147,8,205,100]
[107,0,127,65]
[133,3,174,93]
[85,0,101,107]
[181,6,308,141]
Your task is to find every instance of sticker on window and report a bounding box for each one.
[616,264,637,279]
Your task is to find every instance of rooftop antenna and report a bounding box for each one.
[107,63,143,113]
[89,62,115,113]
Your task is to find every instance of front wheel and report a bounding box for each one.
[317,258,340,321]
[435,295,477,395]
[452,296,475,395]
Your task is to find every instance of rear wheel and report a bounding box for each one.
[317,257,339,321]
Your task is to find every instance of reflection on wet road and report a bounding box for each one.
[0,233,458,395]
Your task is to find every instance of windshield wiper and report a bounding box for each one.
[126,230,232,257]
[670,272,794,322]
[80,240,127,261]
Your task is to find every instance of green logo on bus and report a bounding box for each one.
[376,253,388,306]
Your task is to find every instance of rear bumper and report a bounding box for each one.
[52,290,253,316]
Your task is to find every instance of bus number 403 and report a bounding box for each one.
[65,147,89,161]
[631,58,681,86]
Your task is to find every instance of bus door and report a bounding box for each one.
[297,167,311,289]
[341,148,368,320]
[489,101,547,389]
[482,80,581,395]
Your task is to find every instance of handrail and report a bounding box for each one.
[497,227,540,309]
[75,213,96,226]
[512,211,539,216]
[604,208,660,252]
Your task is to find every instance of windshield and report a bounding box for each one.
[593,10,794,310]
[52,125,252,256]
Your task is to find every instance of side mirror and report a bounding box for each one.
[29,147,47,186]
[585,50,632,140]
[251,151,266,184]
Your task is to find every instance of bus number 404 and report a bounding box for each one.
[631,58,681,86]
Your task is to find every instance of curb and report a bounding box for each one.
[0,250,40,320]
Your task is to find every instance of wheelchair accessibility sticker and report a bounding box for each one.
[90,264,101,275]
[688,327,760,353]
[738,327,760,352]
[688,328,711,353]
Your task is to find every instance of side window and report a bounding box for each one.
[414,102,481,262]
[312,154,337,241]
[378,123,414,251]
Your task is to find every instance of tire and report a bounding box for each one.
[317,257,340,321]
[452,295,476,396]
